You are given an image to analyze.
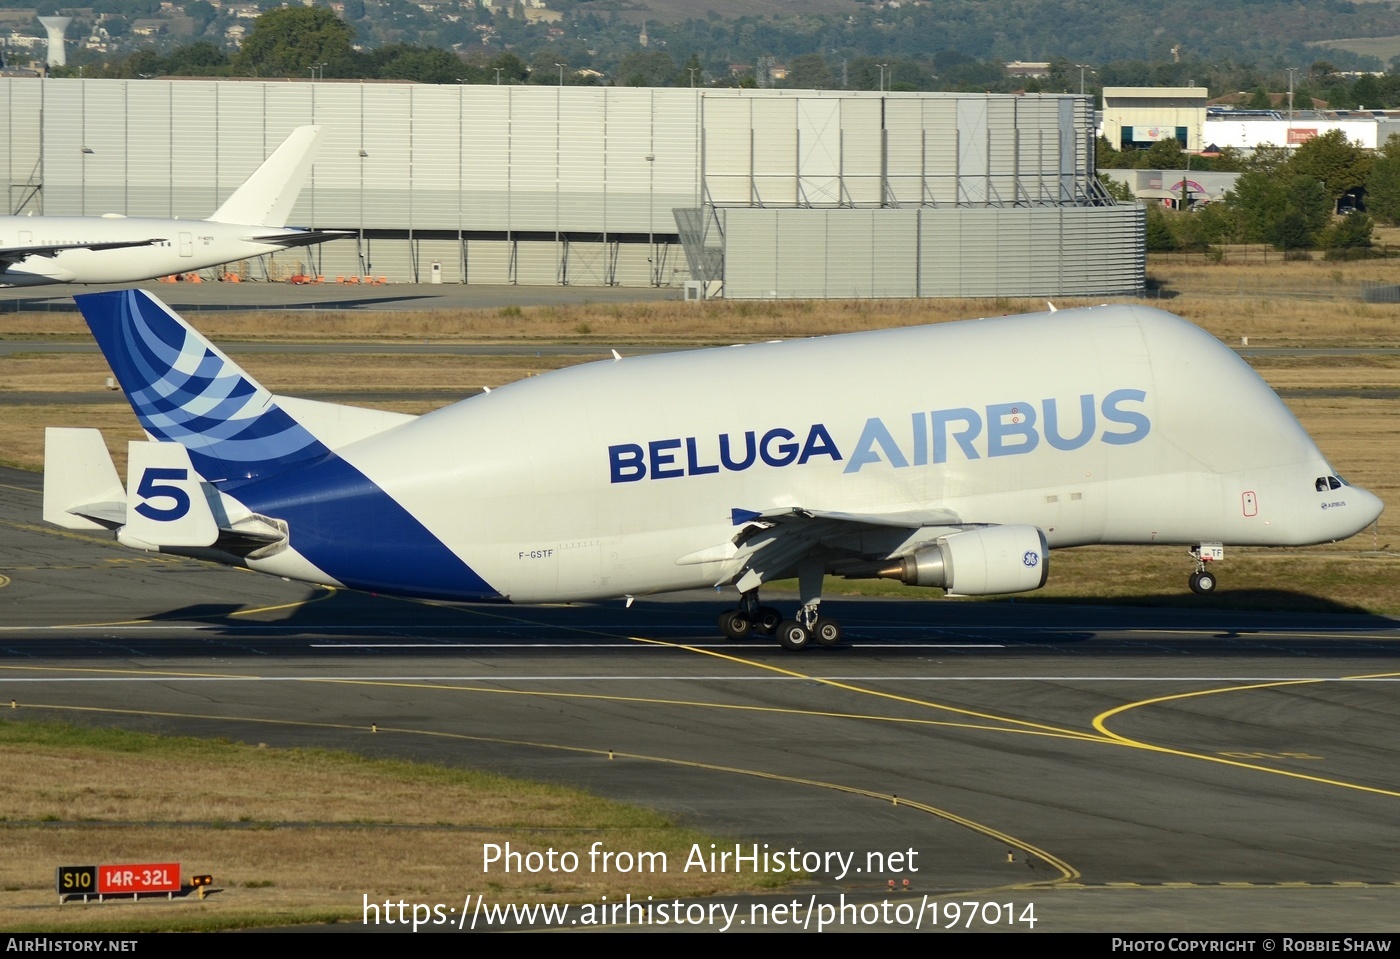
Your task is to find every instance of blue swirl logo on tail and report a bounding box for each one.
[76,289,329,485]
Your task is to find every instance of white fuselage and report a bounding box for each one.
[0,215,310,286]
[231,305,1383,603]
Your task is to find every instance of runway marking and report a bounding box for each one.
[1092,671,1400,799]
[0,574,9,589]
[300,676,1103,743]
[0,587,337,630]
[620,635,1111,743]
[1055,881,1400,889]
[10,699,1080,888]
[4,674,1400,683]
[0,665,1096,741]
[228,587,337,618]
[306,641,1005,648]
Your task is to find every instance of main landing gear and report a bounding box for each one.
[1188,543,1222,595]
[718,588,843,652]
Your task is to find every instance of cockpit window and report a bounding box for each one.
[1316,476,1343,492]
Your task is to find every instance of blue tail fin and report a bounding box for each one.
[76,289,329,485]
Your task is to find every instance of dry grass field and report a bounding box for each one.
[0,721,777,931]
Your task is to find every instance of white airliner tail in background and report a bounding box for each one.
[46,290,1384,651]
[207,125,323,229]
[0,126,342,287]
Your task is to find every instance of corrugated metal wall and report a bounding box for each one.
[2,80,44,214]
[723,206,1145,299]
[8,78,709,283]
[4,80,1127,292]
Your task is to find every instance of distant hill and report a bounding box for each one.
[576,0,863,23]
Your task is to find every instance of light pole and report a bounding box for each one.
[878,63,889,92]
[556,62,564,86]
[80,146,93,216]
[494,67,503,85]
[358,148,368,276]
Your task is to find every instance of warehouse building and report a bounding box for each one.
[1,79,1143,297]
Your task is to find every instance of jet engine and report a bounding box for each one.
[879,525,1049,595]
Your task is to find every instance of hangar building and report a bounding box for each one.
[1,79,1144,297]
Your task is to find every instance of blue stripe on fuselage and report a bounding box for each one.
[232,451,502,602]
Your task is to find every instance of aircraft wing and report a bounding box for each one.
[679,505,966,587]
[0,238,163,268]
[678,504,1048,599]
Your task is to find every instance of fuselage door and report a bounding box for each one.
[179,232,193,257]
[1242,490,1258,517]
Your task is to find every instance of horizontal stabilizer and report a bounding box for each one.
[243,229,350,249]
[120,441,219,549]
[43,427,126,530]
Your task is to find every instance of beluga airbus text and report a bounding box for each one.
[44,291,1383,650]
[0,126,340,287]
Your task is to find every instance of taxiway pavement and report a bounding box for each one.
[2,468,1398,931]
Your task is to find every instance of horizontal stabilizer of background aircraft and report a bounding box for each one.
[1,126,342,288]
[46,289,1383,650]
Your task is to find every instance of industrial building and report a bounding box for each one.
[2,78,1144,297]
[1102,87,1210,152]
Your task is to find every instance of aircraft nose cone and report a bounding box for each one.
[1330,484,1385,540]
[1355,486,1384,529]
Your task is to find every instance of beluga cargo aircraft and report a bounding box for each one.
[0,126,339,287]
[44,290,1383,651]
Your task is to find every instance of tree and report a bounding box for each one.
[527,50,567,84]
[371,44,462,84]
[1144,204,1179,251]
[616,50,676,87]
[785,53,833,90]
[232,7,356,78]
[1210,146,1246,173]
[1289,129,1372,209]
[677,52,703,87]
[1096,135,1128,169]
[1366,134,1400,225]
[1099,174,1134,203]
[1230,171,1291,244]
[1136,137,1185,170]
[1229,170,1331,250]
[1287,174,1333,240]
[1321,212,1374,257]
[185,0,217,32]
[1244,143,1291,177]
[489,52,528,85]
[164,41,229,75]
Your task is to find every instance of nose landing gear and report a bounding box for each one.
[1188,543,1223,595]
